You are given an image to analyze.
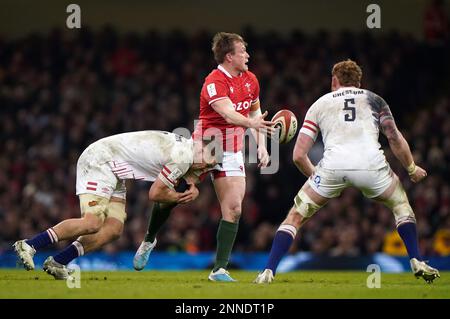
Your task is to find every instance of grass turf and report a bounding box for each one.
[0,269,448,299]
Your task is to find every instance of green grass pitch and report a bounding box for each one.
[0,269,448,299]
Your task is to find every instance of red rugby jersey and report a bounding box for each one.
[193,65,260,152]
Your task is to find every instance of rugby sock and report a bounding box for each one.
[213,219,239,272]
[397,222,421,260]
[265,225,297,275]
[53,241,84,265]
[26,228,58,250]
[144,202,176,243]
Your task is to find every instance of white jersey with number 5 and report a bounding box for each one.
[299,87,394,170]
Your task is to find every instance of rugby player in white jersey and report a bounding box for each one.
[254,60,440,284]
[13,130,216,279]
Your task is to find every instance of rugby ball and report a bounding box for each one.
[272,109,298,144]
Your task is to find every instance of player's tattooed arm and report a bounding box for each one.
[379,106,400,142]
[377,100,417,175]
[368,91,399,140]
[368,91,393,125]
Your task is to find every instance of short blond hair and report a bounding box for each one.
[332,59,362,87]
[212,32,247,64]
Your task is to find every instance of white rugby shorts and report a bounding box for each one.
[211,151,246,180]
[308,164,394,199]
[76,151,127,200]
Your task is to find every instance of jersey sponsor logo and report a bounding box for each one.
[233,100,251,111]
[207,83,217,97]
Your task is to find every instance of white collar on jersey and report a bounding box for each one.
[337,86,358,90]
[217,65,233,78]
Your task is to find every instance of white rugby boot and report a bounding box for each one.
[208,268,237,282]
[254,269,274,284]
[410,258,440,283]
[43,256,74,280]
[13,240,36,271]
[133,239,157,271]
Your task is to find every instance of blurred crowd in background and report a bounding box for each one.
[1,16,449,257]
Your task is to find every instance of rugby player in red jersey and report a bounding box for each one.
[134,33,274,281]
[193,32,274,281]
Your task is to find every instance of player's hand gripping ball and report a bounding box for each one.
[272,109,298,144]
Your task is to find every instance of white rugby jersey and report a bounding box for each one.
[299,87,393,170]
[78,131,193,189]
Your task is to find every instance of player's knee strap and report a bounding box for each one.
[294,189,321,218]
[384,183,416,227]
[79,194,109,222]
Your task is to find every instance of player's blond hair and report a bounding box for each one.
[212,32,247,64]
[332,59,362,87]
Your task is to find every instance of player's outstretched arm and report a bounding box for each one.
[211,99,275,133]
[381,119,427,183]
[293,132,315,177]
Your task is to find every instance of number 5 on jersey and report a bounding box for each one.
[343,98,356,121]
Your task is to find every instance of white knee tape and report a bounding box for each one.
[294,189,321,218]
[79,194,110,222]
[385,183,416,227]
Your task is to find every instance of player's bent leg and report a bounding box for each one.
[78,197,125,253]
[375,175,416,227]
[44,198,125,280]
[209,176,245,282]
[52,213,104,241]
[43,221,121,281]
[375,176,440,283]
[255,184,327,284]
[51,194,109,241]
[77,217,124,253]
[13,194,107,271]
[285,183,327,227]
[44,218,124,280]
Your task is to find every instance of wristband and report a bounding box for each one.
[407,162,417,175]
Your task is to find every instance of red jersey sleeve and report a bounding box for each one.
[248,71,260,104]
[201,75,230,105]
